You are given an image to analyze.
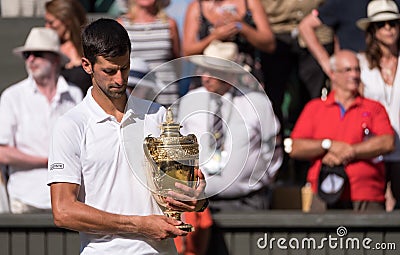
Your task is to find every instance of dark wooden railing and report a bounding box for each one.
[0,211,399,255]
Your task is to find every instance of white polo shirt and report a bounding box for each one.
[48,88,176,255]
[178,87,282,198]
[0,76,82,209]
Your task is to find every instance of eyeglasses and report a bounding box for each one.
[373,20,399,29]
[22,51,47,60]
[335,66,361,73]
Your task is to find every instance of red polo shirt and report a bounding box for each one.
[291,92,394,202]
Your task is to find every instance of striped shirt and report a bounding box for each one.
[121,17,179,107]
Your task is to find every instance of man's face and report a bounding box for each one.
[85,52,130,99]
[24,51,58,80]
[331,52,361,93]
[201,72,232,96]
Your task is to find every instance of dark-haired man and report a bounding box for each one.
[48,18,207,254]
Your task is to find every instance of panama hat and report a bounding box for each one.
[356,0,400,31]
[128,58,155,87]
[189,40,249,74]
[13,27,69,66]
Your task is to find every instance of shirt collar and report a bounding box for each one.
[324,90,363,108]
[209,87,235,103]
[85,87,115,123]
[85,87,136,124]
[27,75,75,102]
[55,76,70,95]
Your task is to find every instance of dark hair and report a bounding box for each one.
[45,0,87,57]
[82,18,131,65]
[364,24,400,69]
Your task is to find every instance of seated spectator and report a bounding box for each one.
[126,57,157,100]
[261,0,334,135]
[45,0,91,94]
[356,0,400,211]
[178,40,282,212]
[0,27,82,213]
[117,0,181,107]
[289,50,395,212]
[297,0,400,77]
[183,0,275,84]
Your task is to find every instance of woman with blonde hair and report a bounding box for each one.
[117,0,180,107]
[45,0,91,94]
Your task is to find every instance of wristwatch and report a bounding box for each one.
[321,139,332,150]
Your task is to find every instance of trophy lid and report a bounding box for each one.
[161,108,182,137]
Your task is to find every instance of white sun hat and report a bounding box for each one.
[13,27,69,66]
[189,40,249,74]
[356,0,400,31]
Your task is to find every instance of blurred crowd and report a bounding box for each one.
[1,0,400,254]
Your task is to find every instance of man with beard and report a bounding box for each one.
[0,27,82,213]
[47,19,207,254]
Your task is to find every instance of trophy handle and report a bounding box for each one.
[143,136,158,168]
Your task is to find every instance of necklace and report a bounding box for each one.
[380,56,398,86]
[383,83,394,106]
[379,55,398,106]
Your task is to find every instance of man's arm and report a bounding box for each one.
[298,11,333,78]
[352,134,394,160]
[291,138,355,163]
[0,145,47,170]
[183,1,240,55]
[291,134,395,165]
[238,0,275,53]
[50,182,188,240]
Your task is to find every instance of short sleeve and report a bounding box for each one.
[47,115,83,185]
[0,90,17,145]
[291,101,317,139]
[370,102,395,136]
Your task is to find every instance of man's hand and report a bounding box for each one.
[165,168,207,212]
[325,141,355,165]
[138,215,188,241]
[212,22,240,41]
[322,151,346,167]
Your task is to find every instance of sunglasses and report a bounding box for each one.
[373,20,399,29]
[335,66,361,74]
[22,51,47,60]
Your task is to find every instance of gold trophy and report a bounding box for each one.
[143,108,199,232]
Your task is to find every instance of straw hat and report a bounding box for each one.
[356,0,400,30]
[189,40,248,74]
[128,58,155,87]
[13,27,69,66]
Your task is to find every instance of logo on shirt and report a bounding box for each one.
[50,163,64,171]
